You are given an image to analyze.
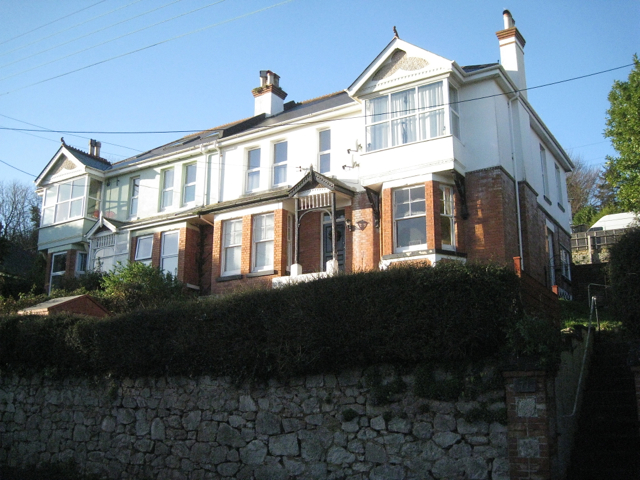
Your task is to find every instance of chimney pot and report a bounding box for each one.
[503,9,515,29]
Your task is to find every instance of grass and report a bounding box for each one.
[561,299,635,341]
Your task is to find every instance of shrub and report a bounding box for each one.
[608,228,640,335]
[0,262,557,381]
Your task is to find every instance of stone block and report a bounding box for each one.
[269,433,299,456]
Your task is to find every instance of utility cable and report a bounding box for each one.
[0,61,631,134]
[0,1,108,47]
[0,0,147,61]
[0,0,226,82]
[0,158,36,177]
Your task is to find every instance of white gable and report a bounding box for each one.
[37,147,88,186]
[348,39,453,98]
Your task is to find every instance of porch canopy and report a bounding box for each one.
[289,167,355,273]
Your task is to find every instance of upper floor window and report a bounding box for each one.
[273,142,287,186]
[222,219,242,275]
[134,235,153,266]
[540,145,549,199]
[129,177,140,217]
[42,178,85,226]
[183,164,197,205]
[161,168,174,210]
[440,185,455,250]
[247,148,261,192]
[161,231,179,277]
[319,130,331,173]
[393,185,426,252]
[449,85,460,139]
[253,213,274,272]
[555,163,563,207]
[366,81,449,152]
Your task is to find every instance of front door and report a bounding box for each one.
[323,211,345,272]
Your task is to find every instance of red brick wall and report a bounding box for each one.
[299,211,322,273]
[381,189,393,257]
[426,181,439,250]
[464,167,519,266]
[351,192,380,271]
[179,227,200,286]
[518,182,547,285]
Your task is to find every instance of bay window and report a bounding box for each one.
[222,219,242,275]
[394,185,426,251]
[252,213,274,272]
[42,179,85,225]
[366,80,456,152]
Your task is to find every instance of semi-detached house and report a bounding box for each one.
[36,11,573,299]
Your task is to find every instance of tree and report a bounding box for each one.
[604,55,640,212]
[566,153,600,217]
[0,180,40,247]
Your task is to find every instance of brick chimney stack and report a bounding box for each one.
[496,9,527,98]
[89,139,102,157]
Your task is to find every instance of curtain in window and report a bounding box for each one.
[418,82,444,139]
[391,89,416,146]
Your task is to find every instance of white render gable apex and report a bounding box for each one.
[347,38,453,98]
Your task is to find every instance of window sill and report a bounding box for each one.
[247,269,277,278]
[362,134,452,155]
[216,274,243,282]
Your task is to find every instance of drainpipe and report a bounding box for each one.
[507,94,525,268]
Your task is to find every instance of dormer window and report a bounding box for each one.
[366,80,454,152]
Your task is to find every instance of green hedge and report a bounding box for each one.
[609,228,640,334]
[0,263,536,381]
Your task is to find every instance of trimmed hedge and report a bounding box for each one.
[0,263,530,381]
[609,228,640,334]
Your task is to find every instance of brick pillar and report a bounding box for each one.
[426,180,439,249]
[504,370,558,479]
[273,209,287,275]
[381,188,393,257]
[240,215,252,275]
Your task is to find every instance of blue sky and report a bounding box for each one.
[0,0,637,186]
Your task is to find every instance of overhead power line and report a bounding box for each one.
[0,0,147,61]
[0,0,296,97]
[0,0,226,82]
[0,158,37,177]
[0,62,632,135]
[0,1,108,47]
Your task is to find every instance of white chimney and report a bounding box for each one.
[496,9,527,98]
[252,70,287,117]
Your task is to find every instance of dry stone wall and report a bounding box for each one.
[0,370,508,480]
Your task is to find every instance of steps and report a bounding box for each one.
[567,332,640,479]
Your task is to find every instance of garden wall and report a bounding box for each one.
[0,369,509,480]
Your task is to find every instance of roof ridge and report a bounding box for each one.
[65,143,111,164]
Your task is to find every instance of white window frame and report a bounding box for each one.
[49,252,67,292]
[222,218,242,276]
[160,168,174,210]
[540,145,549,199]
[161,231,179,277]
[561,247,571,280]
[75,251,87,276]
[319,130,331,173]
[440,185,455,250]
[393,185,427,253]
[247,148,261,192]
[183,163,197,206]
[129,177,140,217]
[134,235,153,266]
[252,213,274,272]
[449,84,460,139]
[41,178,86,226]
[366,80,451,152]
[273,141,287,186]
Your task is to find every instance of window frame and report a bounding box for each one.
[560,247,571,280]
[160,168,175,210]
[134,235,153,266]
[161,231,179,277]
[41,178,87,226]
[393,185,427,253]
[366,80,452,152]
[273,141,288,186]
[554,163,563,207]
[222,218,243,276]
[129,177,140,217]
[449,84,460,139]
[540,145,550,199]
[252,213,274,273]
[76,252,87,276]
[49,252,67,292]
[319,129,331,174]
[182,163,197,206]
[440,184,456,250]
[247,148,261,193]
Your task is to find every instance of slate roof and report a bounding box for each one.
[462,63,499,73]
[64,143,112,171]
